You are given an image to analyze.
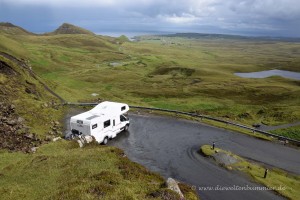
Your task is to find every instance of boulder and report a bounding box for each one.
[52,137,62,142]
[48,131,55,135]
[77,139,84,148]
[31,147,38,153]
[6,119,17,126]
[10,104,15,110]
[25,133,35,140]
[45,135,52,141]
[84,135,94,143]
[17,117,25,123]
[166,178,184,199]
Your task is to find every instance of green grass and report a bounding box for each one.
[200,118,273,141]
[0,55,64,137]
[1,31,299,138]
[0,141,193,200]
[0,52,198,200]
[1,26,299,199]
[132,108,272,141]
[271,126,300,140]
[15,34,300,129]
[200,145,300,200]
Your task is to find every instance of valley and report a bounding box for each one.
[0,22,299,200]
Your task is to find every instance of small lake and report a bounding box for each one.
[235,69,300,80]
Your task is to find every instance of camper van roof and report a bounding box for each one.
[70,101,129,122]
[86,115,100,120]
[90,101,127,115]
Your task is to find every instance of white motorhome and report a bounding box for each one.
[70,101,130,144]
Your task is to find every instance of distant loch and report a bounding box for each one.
[235,69,300,80]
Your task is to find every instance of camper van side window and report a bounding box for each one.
[121,106,126,111]
[77,120,83,124]
[104,120,110,128]
[92,124,97,129]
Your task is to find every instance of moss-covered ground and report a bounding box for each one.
[0,140,199,200]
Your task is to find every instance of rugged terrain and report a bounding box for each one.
[0,23,198,200]
[1,22,298,132]
[0,52,63,152]
[0,22,299,199]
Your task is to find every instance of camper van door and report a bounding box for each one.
[103,119,112,137]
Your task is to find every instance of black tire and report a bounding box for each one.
[124,124,129,131]
[102,137,108,145]
[70,134,75,140]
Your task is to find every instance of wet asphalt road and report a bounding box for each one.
[109,114,300,200]
[65,110,300,200]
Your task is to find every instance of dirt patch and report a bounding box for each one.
[0,61,17,76]
[212,152,239,166]
[151,67,195,77]
[148,188,180,200]
[90,170,121,185]
[88,186,106,197]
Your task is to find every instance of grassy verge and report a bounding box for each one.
[130,108,273,141]
[0,140,198,200]
[200,119,273,141]
[200,145,300,200]
[271,126,300,141]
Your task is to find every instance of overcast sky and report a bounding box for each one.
[1,0,300,37]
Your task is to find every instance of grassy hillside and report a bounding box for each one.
[0,141,198,200]
[0,22,34,35]
[1,22,298,199]
[27,35,300,125]
[48,23,95,35]
[0,29,198,199]
[0,53,63,139]
[1,23,300,133]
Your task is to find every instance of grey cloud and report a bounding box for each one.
[0,0,299,37]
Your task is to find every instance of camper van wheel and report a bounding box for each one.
[124,124,129,131]
[102,137,108,145]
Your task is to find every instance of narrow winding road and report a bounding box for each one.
[64,110,300,200]
[109,114,299,200]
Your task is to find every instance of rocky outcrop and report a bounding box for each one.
[77,135,94,148]
[0,102,43,153]
[51,23,95,35]
[166,178,185,200]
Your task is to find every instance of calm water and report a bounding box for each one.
[235,69,300,80]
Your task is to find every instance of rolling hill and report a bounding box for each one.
[49,23,95,35]
[1,22,300,135]
[0,22,35,35]
[1,21,299,199]
[0,23,198,200]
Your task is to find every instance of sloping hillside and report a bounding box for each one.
[49,23,95,35]
[0,22,35,35]
[0,52,63,152]
[0,48,198,200]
